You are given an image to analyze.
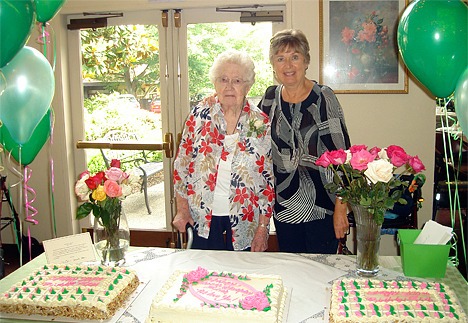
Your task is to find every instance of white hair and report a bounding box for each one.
[208,50,255,86]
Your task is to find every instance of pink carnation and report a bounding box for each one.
[408,155,425,173]
[240,291,270,311]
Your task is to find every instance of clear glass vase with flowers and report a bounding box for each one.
[316,145,425,276]
[75,159,137,266]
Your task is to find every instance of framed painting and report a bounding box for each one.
[319,0,408,93]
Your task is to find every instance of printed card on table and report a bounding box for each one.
[43,232,97,264]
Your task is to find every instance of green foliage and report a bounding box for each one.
[87,154,106,174]
[81,25,160,98]
[187,22,273,104]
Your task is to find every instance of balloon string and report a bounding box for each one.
[23,166,38,225]
[49,109,57,237]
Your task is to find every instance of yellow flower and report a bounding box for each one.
[92,185,107,201]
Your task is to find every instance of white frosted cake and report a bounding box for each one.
[329,278,466,322]
[146,267,287,323]
[0,264,139,320]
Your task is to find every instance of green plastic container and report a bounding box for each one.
[398,229,450,278]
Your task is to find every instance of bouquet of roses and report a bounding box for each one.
[75,159,137,228]
[316,145,425,225]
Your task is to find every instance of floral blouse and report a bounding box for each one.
[173,100,274,250]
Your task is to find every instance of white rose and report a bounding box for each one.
[378,148,389,161]
[364,159,394,184]
[345,150,352,164]
[254,119,264,129]
[75,178,90,201]
[120,183,133,199]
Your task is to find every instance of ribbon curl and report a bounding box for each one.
[23,166,38,225]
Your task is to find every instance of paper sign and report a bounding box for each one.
[43,232,97,264]
[413,220,453,245]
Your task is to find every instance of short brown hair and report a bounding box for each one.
[269,29,310,65]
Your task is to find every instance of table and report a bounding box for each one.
[0,248,467,322]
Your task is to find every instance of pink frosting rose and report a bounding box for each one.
[240,291,270,311]
[184,267,209,283]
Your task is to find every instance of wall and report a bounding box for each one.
[2,0,435,256]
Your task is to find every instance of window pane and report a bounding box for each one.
[187,22,273,107]
[80,25,165,229]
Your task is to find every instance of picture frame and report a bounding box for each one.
[319,0,408,93]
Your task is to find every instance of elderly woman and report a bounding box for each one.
[259,29,351,253]
[172,50,274,252]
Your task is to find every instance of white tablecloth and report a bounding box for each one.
[1,248,467,323]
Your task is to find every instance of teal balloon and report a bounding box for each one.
[34,0,66,23]
[0,0,35,67]
[0,109,52,165]
[397,0,468,98]
[0,46,55,144]
[454,67,468,135]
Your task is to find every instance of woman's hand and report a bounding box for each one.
[201,92,217,106]
[173,193,194,232]
[333,198,349,239]
[172,212,194,233]
[251,225,269,252]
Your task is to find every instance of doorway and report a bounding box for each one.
[69,7,285,233]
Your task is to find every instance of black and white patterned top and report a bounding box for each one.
[260,83,351,224]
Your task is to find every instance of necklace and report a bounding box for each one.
[226,109,242,135]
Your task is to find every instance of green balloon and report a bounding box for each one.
[397,0,468,98]
[0,0,35,67]
[0,109,52,166]
[34,0,66,23]
[454,67,468,135]
[0,46,55,144]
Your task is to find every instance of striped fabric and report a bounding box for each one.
[260,83,351,224]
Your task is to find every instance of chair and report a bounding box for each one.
[339,174,424,254]
[100,130,163,214]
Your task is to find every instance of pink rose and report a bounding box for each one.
[349,145,367,153]
[350,149,375,171]
[105,167,125,182]
[408,155,425,173]
[104,180,122,198]
[328,149,347,165]
[386,145,409,167]
[240,291,270,311]
[369,146,381,156]
[78,170,90,179]
[316,151,332,167]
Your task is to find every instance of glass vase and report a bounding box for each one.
[352,204,382,277]
[93,203,130,267]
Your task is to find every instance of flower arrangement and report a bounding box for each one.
[316,144,425,225]
[75,159,137,263]
[246,117,267,138]
[341,11,390,65]
[75,159,136,223]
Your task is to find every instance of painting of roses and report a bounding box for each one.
[320,0,408,93]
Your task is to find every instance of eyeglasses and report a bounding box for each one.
[216,76,246,87]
